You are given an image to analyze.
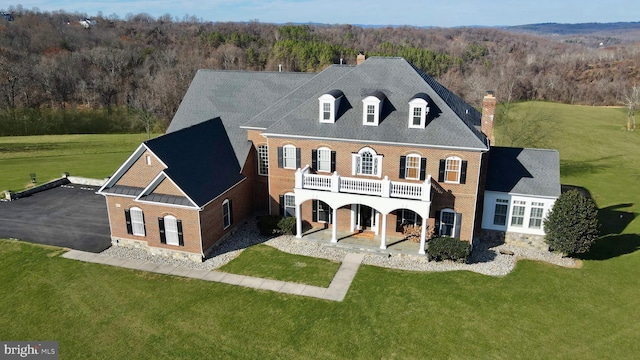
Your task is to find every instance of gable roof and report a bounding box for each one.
[145,117,245,207]
[167,69,316,168]
[485,147,561,198]
[262,57,489,151]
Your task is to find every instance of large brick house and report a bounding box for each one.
[98,57,560,261]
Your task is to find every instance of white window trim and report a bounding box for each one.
[284,193,295,218]
[510,200,526,227]
[408,98,429,129]
[130,207,145,236]
[528,202,545,229]
[145,155,151,165]
[362,96,381,126]
[444,156,462,184]
[257,145,269,176]
[222,199,231,229]
[493,199,509,226]
[317,147,332,173]
[405,154,421,180]
[318,93,342,123]
[163,215,180,246]
[352,147,383,178]
[283,145,296,169]
[440,209,457,238]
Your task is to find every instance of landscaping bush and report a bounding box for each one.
[544,189,599,255]
[426,236,471,263]
[257,215,281,236]
[277,217,297,235]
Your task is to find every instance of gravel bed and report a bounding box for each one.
[100,218,578,276]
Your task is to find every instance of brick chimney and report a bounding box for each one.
[481,91,496,145]
[356,53,366,65]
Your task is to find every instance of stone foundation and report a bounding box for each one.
[111,237,203,262]
[479,230,549,251]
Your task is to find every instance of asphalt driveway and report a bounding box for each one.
[0,185,111,252]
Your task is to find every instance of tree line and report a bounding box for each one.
[0,6,639,135]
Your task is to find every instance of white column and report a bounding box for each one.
[331,206,338,243]
[295,203,302,238]
[419,216,427,254]
[380,213,387,249]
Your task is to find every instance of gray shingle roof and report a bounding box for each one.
[146,118,245,207]
[167,69,316,168]
[485,147,560,197]
[263,57,488,150]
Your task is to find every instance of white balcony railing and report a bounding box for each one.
[294,165,431,202]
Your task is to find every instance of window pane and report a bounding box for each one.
[323,103,331,120]
[529,204,544,229]
[441,211,455,236]
[494,203,508,225]
[511,203,525,226]
[164,216,179,246]
[284,194,295,218]
[283,146,296,169]
[258,145,268,175]
[131,208,145,236]
[318,149,331,172]
[366,105,375,123]
[317,201,331,223]
[405,155,420,179]
[445,158,460,183]
[360,152,373,175]
[223,201,230,228]
[412,107,422,125]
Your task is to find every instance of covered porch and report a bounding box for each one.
[299,226,421,254]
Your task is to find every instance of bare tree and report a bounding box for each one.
[621,84,639,131]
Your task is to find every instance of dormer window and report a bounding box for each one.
[408,93,430,129]
[318,90,343,123]
[362,91,386,126]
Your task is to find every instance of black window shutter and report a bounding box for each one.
[312,200,318,222]
[460,160,468,184]
[435,210,441,235]
[438,159,446,182]
[279,195,284,216]
[158,217,166,244]
[330,151,336,172]
[141,211,146,234]
[399,156,406,179]
[311,149,318,170]
[177,220,184,246]
[277,147,283,168]
[420,158,427,181]
[124,209,133,234]
[228,200,233,225]
[296,148,301,169]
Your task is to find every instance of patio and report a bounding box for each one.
[298,227,422,255]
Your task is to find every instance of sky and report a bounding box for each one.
[8,1,640,27]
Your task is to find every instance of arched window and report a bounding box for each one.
[222,199,232,229]
[126,207,145,236]
[163,215,181,246]
[352,147,383,177]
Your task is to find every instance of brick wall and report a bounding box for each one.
[115,150,165,188]
[265,136,484,241]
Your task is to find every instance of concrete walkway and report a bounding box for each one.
[61,250,365,302]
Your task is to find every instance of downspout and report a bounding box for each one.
[198,207,204,260]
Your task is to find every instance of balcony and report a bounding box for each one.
[294,165,431,202]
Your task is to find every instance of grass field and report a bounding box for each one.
[1,103,639,359]
[0,134,153,192]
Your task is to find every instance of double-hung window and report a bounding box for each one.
[366,105,375,123]
[283,145,296,169]
[440,210,456,237]
[158,215,184,246]
[493,199,509,226]
[405,155,421,180]
[445,157,461,183]
[317,148,331,172]
[511,200,526,227]
[529,202,544,229]
[284,193,295,218]
[322,102,331,120]
[412,107,422,127]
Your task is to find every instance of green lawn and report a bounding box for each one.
[219,244,340,287]
[0,134,153,192]
[0,103,639,358]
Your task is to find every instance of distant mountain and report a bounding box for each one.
[504,21,640,35]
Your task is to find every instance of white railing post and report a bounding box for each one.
[294,168,303,189]
[421,175,432,202]
[331,171,340,193]
[381,176,390,198]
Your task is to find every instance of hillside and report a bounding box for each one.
[0,8,639,133]
[503,22,640,46]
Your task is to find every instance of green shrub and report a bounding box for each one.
[257,215,281,236]
[277,217,297,235]
[544,189,599,255]
[427,236,471,263]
